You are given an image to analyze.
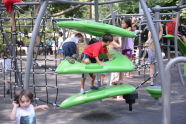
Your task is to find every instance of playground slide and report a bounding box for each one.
[178,39,186,75]
[177,38,186,56]
[163,34,186,56]
[57,21,136,38]
[164,34,186,75]
[55,50,134,74]
[60,84,136,109]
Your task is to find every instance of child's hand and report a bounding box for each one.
[108,58,112,61]
[39,105,49,110]
[98,61,105,65]
[109,53,114,56]
[12,101,19,108]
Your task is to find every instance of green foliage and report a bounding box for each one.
[118,0,139,14]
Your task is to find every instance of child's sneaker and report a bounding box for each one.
[66,57,75,64]
[80,89,85,94]
[90,86,99,90]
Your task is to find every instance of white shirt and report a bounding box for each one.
[58,37,64,49]
[63,36,79,44]
[16,104,36,124]
[0,58,12,72]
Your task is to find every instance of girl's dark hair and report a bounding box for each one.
[58,32,63,37]
[102,34,113,42]
[14,90,34,105]
[88,38,99,45]
[121,17,132,28]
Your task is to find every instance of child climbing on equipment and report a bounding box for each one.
[80,38,99,94]
[3,0,24,32]
[80,34,113,94]
[82,34,113,65]
[62,33,83,58]
[10,89,49,124]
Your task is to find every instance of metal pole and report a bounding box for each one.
[109,4,116,25]
[140,0,167,123]
[167,39,171,61]
[94,0,99,22]
[174,1,185,86]
[164,57,186,124]
[153,4,186,11]
[154,5,161,85]
[23,0,49,89]
[14,0,125,5]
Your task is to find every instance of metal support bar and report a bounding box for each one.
[14,0,125,5]
[117,14,143,17]
[94,0,99,22]
[164,57,186,124]
[0,26,12,54]
[153,4,186,11]
[173,0,185,86]
[23,0,49,89]
[140,0,167,123]
[109,4,116,25]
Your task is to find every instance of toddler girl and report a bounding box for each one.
[10,89,48,124]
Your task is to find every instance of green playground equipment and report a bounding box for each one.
[146,86,162,99]
[164,34,186,75]
[57,21,136,38]
[55,50,135,74]
[60,84,136,109]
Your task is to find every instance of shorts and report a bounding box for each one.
[82,53,96,63]
[3,0,22,13]
[122,49,133,58]
[147,49,156,64]
[58,49,64,53]
[82,53,96,78]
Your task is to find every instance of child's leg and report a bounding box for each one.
[81,78,86,89]
[10,11,16,31]
[119,72,124,81]
[89,73,96,87]
[149,63,155,85]
[80,74,86,94]
[81,58,90,64]
[3,76,10,94]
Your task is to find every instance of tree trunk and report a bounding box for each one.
[52,0,93,17]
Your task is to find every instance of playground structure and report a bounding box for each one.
[0,0,186,124]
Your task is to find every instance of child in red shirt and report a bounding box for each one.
[82,34,113,65]
[80,34,113,94]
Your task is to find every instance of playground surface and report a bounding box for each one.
[0,58,186,124]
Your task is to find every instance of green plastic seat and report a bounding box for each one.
[57,21,136,38]
[55,50,135,74]
[146,86,162,99]
[60,84,136,109]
